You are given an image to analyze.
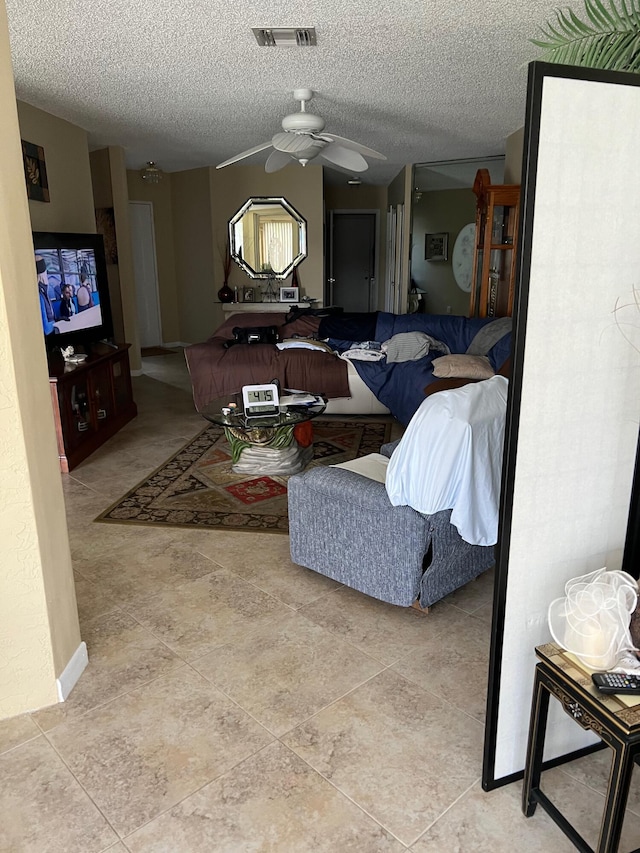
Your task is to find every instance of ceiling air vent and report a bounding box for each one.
[252,28,317,47]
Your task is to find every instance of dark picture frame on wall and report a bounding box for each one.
[95,207,118,264]
[21,140,50,203]
[425,232,448,261]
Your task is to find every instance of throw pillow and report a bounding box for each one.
[432,354,495,380]
[466,317,512,355]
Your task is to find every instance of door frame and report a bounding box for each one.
[326,209,380,310]
[385,203,404,314]
[129,200,163,348]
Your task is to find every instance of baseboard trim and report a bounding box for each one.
[130,368,144,377]
[56,642,88,702]
[163,341,190,348]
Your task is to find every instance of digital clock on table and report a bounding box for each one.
[241,383,280,417]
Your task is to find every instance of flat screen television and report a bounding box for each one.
[32,231,114,351]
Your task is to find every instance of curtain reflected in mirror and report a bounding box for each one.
[229,197,307,279]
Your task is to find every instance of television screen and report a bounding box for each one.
[32,232,113,350]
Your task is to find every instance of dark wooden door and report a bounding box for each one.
[327,212,376,311]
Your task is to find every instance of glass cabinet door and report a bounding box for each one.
[469,169,520,319]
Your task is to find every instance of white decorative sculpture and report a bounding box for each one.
[60,345,87,364]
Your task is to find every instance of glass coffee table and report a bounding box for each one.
[199,390,327,476]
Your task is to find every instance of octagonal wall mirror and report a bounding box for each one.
[229,197,307,280]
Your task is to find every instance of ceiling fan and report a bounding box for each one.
[216,88,386,173]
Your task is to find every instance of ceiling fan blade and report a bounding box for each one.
[216,141,273,169]
[316,133,386,161]
[319,143,368,172]
[265,149,292,173]
[272,132,322,154]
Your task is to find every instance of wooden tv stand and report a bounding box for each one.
[48,342,137,473]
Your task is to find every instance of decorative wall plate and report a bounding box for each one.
[452,222,476,292]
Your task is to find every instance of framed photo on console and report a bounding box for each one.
[279,286,299,303]
[243,287,255,303]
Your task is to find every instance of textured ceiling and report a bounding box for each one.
[6,0,562,185]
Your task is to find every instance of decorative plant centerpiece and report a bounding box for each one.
[533,0,640,71]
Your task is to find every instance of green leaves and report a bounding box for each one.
[533,0,640,71]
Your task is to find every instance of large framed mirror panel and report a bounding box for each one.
[483,62,640,789]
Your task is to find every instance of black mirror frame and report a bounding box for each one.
[228,197,307,280]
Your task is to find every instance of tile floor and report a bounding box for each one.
[2,352,640,851]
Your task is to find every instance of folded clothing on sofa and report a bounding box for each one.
[382,331,450,362]
[340,349,385,362]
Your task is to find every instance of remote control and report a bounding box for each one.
[592,672,640,694]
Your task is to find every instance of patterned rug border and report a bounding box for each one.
[95,417,393,534]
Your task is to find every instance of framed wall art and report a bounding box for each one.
[279,286,299,303]
[425,232,448,261]
[21,140,49,203]
[95,207,118,264]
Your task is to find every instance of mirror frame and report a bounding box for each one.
[229,197,307,280]
[482,60,640,791]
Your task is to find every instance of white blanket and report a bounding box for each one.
[385,376,508,546]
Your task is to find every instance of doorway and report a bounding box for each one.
[129,201,162,348]
[327,211,378,311]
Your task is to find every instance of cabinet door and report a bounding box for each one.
[111,352,132,412]
[58,376,94,452]
[88,364,114,425]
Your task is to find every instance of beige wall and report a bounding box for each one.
[324,182,387,211]
[107,147,140,370]
[0,3,81,718]
[504,127,524,184]
[90,148,141,369]
[171,167,217,344]
[411,188,476,316]
[324,182,388,309]
[14,105,141,368]
[90,148,125,344]
[127,170,180,343]
[211,163,324,305]
[169,162,324,344]
[16,101,96,233]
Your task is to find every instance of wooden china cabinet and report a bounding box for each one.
[468,168,521,318]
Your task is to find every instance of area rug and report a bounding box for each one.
[96,418,392,534]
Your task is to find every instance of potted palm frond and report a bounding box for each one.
[533,0,640,71]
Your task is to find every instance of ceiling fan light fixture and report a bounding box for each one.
[215,88,385,175]
[140,161,164,183]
